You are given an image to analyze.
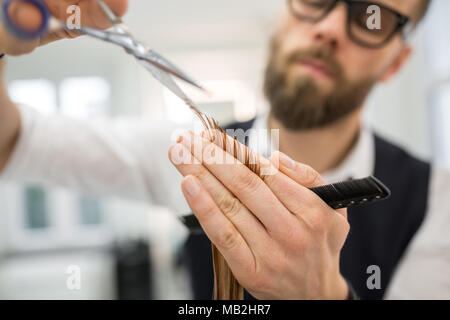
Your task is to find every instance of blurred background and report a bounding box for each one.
[0,0,449,299]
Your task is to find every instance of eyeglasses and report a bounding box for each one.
[287,0,412,49]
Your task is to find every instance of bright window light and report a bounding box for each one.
[163,88,196,124]
[163,79,256,124]
[60,77,111,118]
[24,186,49,230]
[204,80,257,122]
[8,79,57,115]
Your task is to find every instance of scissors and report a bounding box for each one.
[1,0,205,104]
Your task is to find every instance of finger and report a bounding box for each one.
[200,131,341,227]
[181,175,256,281]
[178,131,298,238]
[39,29,75,46]
[0,1,40,55]
[0,29,39,55]
[79,0,129,30]
[43,0,128,41]
[270,151,348,220]
[199,131,344,231]
[169,143,271,253]
[272,151,326,188]
[9,0,42,32]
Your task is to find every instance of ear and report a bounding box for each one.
[379,45,412,83]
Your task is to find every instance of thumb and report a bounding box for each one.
[0,0,41,55]
[8,0,43,32]
[271,151,327,188]
[271,151,348,218]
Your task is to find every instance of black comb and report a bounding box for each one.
[180,175,391,233]
[309,176,391,210]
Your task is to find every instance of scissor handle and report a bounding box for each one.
[1,0,50,39]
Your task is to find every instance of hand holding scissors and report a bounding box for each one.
[1,0,204,100]
[0,0,128,55]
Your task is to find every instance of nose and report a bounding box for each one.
[311,2,348,51]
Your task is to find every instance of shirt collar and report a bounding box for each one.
[248,113,375,183]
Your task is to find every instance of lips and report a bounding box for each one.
[295,58,333,78]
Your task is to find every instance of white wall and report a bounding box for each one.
[364,27,431,160]
[365,0,449,162]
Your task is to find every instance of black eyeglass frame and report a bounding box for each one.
[287,0,412,49]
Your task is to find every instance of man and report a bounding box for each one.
[176,0,450,300]
[0,0,448,299]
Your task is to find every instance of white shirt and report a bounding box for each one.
[2,104,450,299]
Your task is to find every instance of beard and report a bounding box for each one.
[263,38,376,131]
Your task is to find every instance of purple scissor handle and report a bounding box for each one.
[1,0,50,39]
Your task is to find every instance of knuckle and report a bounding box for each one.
[233,169,261,193]
[284,226,310,252]
[345,219,350,232]
[261,172,276,186]
[341,218,351,235]
[308,213,329,233]
[189,164,208,181]
[218,195,241,219]
[301,165,322,187]
[217,227,238,250]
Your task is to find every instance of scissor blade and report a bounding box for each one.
[143,50,206,92]
[72,26,136,52]
[93,0,204,92]
[138,59,196,106]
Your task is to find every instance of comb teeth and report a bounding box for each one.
[310,176,391,209]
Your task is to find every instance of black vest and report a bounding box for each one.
[182,120,430,300]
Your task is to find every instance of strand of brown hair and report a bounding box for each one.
[184,99,260,300]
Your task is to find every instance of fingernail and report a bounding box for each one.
[279,152,296,170]
[170,144,189,165]
[180,131,193,146]
[177,131,189,143]
[183,176,200,198]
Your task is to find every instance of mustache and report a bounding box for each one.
[286,47,343,78]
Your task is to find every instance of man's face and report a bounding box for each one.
[265,0,421,130]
